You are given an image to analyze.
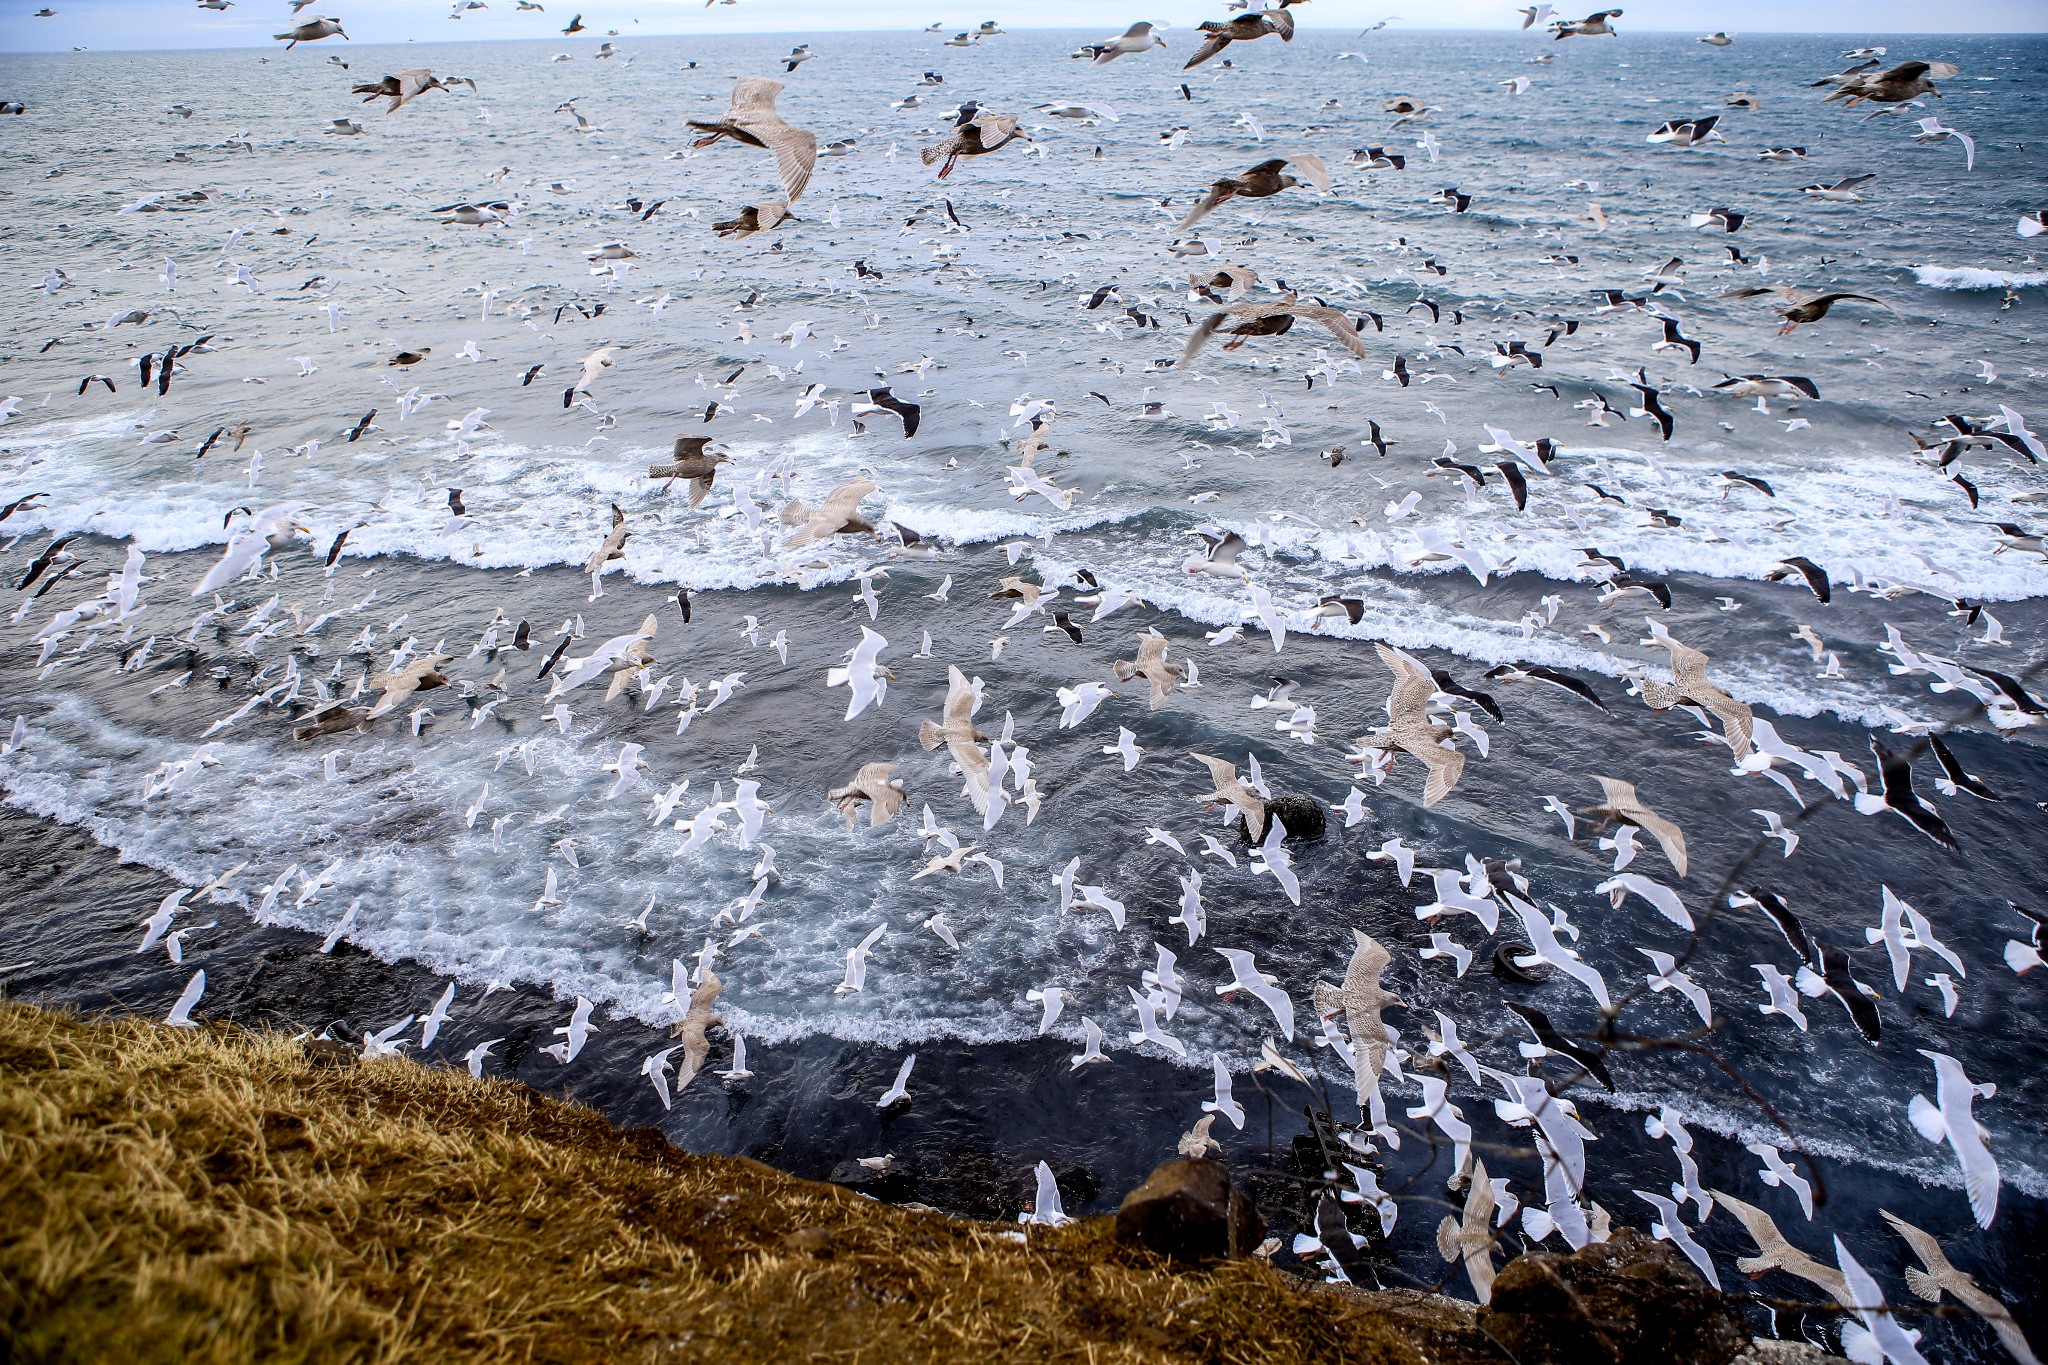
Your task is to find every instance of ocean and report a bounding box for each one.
[0,23,2044,1356]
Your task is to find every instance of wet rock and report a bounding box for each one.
[827,1156,918,1204]
[1114,1157,1264,1263]
[1732,1343,1849,1365]
[302,1038,357,1069]
[1267,793,1326,842]
[1491,943,1552,985]
[1478,1229,1749,1365]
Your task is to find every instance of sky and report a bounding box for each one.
[1,0,2043,54]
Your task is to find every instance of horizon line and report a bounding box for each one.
[4,23,2044,55]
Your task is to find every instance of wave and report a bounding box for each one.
[1911,265,2048,291]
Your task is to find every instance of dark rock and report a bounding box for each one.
[1491,943,1552,985]
[1268,793,1326,842]
[827,1156,918,1203]
[302,1037,357,1069]
[1479,1229,1749,1365]
[1114,1157,1264,1263]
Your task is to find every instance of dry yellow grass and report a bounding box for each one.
[0,1003,1495,1364]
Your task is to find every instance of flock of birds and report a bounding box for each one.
[4,2,2046,1355]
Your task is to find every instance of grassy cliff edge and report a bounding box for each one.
[0,1003,1494,1364]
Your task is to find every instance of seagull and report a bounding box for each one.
[1249,819,1299,905]
[1584,777,1688,877]
[548,996,598,1063]
[1182,528,1250,580]
[1214,947,1294,1039]
[1748,1141,1815,1219]
[1021,1161,1072,1227]
[1509,895,1609,1009]
[418,982,456,1049]
[1836,1238,1933,1365]
[688,77,817,208]
[1882,1211,2039,1365]
[1367,836,1415,886]
[1407,1075,1475,1184]
[1640,949,1712,1026]
[834,925,886,994]
[641,1046,682,1110]
[1711,1191,1849,1304]
[1754,809,1799,858]
[1354,645,1465,807]
[831,627,891,720]
[877,1054,916,1107]
[1548,8,1621,39]
[1867,886,1965,991]
[1635,1190,1719,1290]
[1419,933,1473,977]
[361,1016,414,1060]
[1201,1057,1246,1128]
[1103,726,1143,771]
[920,106,1034,179]
[1182,297,1365,365]
[1111,628,1185,708]
[1127,987,1187,1058]
[1911,116,1976,170]
[1754,963,1809,1032]
[1313,931,1400,1109]
[1910,1049,2001,1228]
[1070,1017,1110,1068]
[670,972,724,1094]
[1171,867,1207,945]
[1437,1160,1500,1303]
[918,665,993,816]
[716,1035,754,1083]
[1632,623,1752,760]
[1483,1067,1594,1197]
[465,1038,503,1077]
[1183,7,1294,69]
[1091,20,1167,63]
[1188,751,1267,839]
[164,969,205,1026]
[1026,986,1065,1034]
[1854,737,1958,850]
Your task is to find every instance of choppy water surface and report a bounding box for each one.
[1,25,2045,1354]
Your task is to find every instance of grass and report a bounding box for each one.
[0,1003,1500,1364]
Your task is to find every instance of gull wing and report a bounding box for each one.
[390,69,439,109]
[1177,181,1235,231]
[941,664,977,729]
[1661,634,1711,679]
[1598,777,1688,876]
[1879,1211,1954,1302]
[1284,152,1329,191]
[856,763,903,825]
[819,476,877,524]
[1377,643,1435,722]
[1179,309,1232,363]
[730,78,818,202]
[1183,33,1231,69]
[1628,804,1688,878]
[1410,738,1466,807]
[1293,304,1368,357]
[1192,750,1240,795]
[1345,929,1393,996]
[1700,691,1754,760]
